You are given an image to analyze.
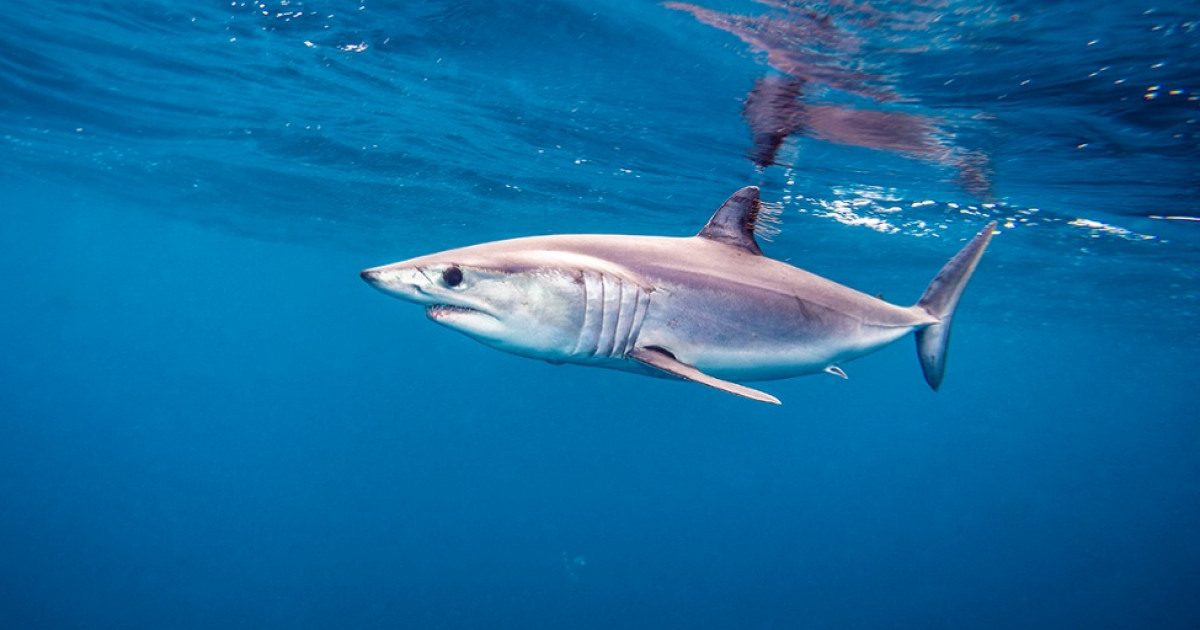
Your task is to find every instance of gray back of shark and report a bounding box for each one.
[361,187,996,404]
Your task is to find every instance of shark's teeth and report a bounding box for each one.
[426,304,478,319]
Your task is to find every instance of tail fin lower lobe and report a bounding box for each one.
[914,222,997,390]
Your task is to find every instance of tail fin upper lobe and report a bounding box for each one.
[913,222,997,390]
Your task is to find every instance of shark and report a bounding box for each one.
[361,187,996,404]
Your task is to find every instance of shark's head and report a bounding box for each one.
[360,242,590,360]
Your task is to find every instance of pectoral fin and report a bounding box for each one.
[630,347,781,405]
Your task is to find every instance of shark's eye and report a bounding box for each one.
[442,265,463,287]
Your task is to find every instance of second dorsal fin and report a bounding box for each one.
[697,186,764,255]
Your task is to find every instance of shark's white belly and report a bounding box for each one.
[619,280,919,382]
[636,321,914,381]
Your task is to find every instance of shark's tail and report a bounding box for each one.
[912,222,998,390]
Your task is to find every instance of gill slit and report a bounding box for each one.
[597,274,621,358]
[572,271,600,357]
[625,286,650,357]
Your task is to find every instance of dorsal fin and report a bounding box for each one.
[697,186,764,256]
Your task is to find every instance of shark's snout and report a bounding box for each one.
[360,266,410,297]
[360,267,382,286]
[359,265,432,304]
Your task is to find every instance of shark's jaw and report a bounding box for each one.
[361,265,503,339]
[360,257,590,359]
[425,303,480,318]
[424,303,493,327]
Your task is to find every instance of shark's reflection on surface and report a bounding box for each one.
[666,0,993,198]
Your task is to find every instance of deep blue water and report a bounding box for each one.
[2,1,1199,628]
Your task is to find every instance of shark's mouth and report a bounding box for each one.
[426,304,483,320]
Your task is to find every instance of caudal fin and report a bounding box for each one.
[913,222,997,390]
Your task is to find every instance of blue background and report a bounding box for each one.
[2,1,1198,628]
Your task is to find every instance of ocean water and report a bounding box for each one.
[2,0,1199,628]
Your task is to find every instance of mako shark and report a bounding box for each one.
[361,187,995,404]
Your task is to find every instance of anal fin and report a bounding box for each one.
[630,347,781,405]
